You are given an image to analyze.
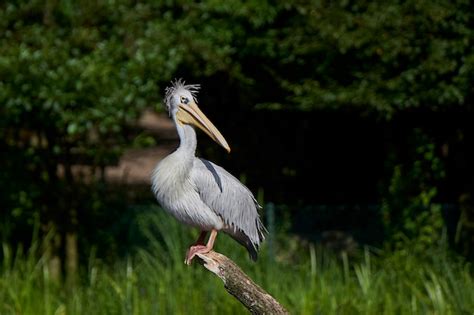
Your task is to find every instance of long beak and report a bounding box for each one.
[176,102,231,153]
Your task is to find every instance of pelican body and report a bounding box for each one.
[152,80,266,264]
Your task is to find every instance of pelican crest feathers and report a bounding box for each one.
[164,78,201,115]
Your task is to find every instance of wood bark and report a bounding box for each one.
[196,251,289,315]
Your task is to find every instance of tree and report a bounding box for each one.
[1,0,474,275]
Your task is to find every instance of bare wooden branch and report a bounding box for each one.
[196,251,290,315]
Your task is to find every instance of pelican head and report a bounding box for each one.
[164,79,230,153]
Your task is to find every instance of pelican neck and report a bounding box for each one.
[175,121,197,156]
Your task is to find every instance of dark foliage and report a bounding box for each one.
[1,0,474,272]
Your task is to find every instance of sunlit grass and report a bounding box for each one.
[1,207,474,314]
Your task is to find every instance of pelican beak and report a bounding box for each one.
[176,102,231,153]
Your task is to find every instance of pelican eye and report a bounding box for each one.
[180,96,189,104]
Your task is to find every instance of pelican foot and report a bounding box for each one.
[185,245,210,265]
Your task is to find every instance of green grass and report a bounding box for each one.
[1,208,474,314]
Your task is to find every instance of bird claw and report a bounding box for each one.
[185,245,209,265]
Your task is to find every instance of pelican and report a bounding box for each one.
[151,79,266,265]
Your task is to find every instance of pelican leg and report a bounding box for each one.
[184,231,208,265]
[185,229,218,265]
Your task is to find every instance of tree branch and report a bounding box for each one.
[196,251,289,315]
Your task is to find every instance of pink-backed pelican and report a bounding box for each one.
[152,79,266,264]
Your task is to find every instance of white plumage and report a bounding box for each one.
[151,79,266,263]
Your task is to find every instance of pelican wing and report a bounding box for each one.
[190,158,266,260]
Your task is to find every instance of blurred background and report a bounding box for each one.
[1,1,474,314]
